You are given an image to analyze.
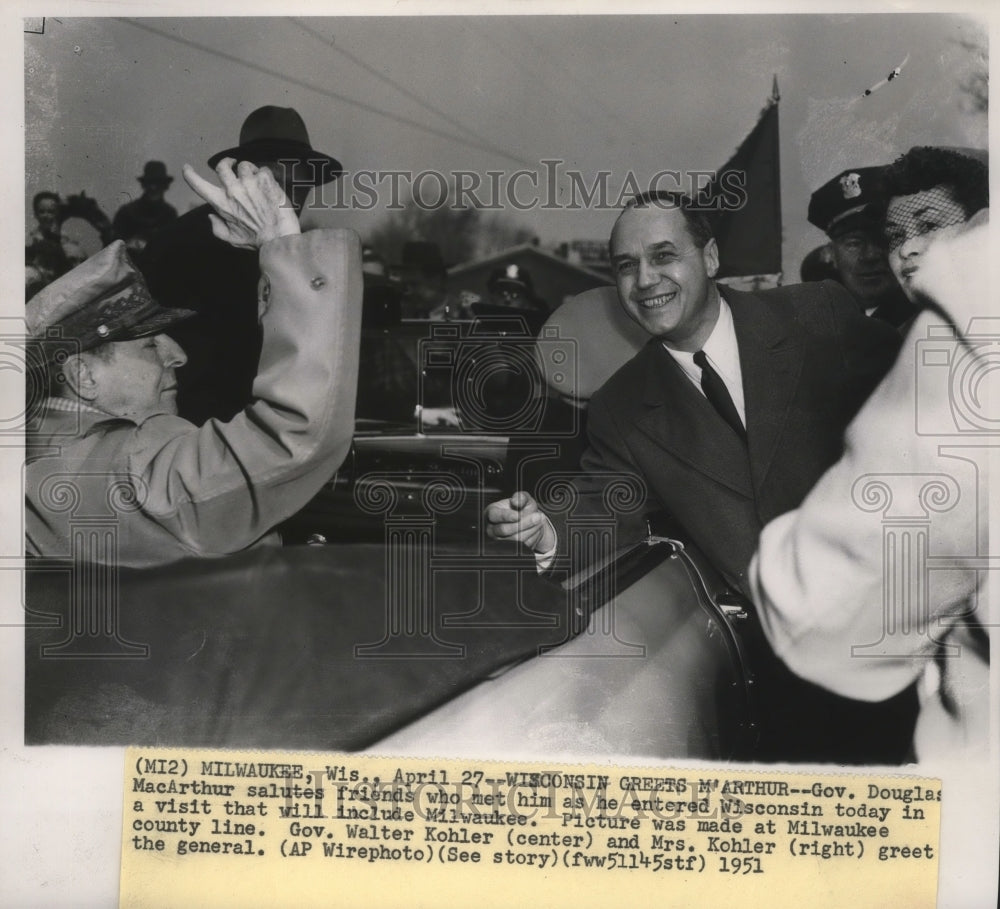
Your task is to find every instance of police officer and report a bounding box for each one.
[808,166,914,329]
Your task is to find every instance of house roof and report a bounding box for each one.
[447,244,612,310]
[448,243,611,283]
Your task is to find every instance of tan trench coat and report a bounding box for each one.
[26,228,362,568]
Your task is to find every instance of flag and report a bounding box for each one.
[707,83,782,279]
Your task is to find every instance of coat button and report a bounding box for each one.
[310,276,326,290]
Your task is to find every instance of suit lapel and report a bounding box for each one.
[726,288,804,493]
[634,341,753,498]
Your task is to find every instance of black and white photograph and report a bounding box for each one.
[3,3,996,906]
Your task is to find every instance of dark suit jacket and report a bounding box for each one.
[549,279,912,763]
[559,280,901,596]
[138,204,262,425]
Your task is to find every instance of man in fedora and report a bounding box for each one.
[207,105,342,209]
[139,106,343,424]
[26,159,362,568]
[112,161,179,254]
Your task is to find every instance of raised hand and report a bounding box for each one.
[182,158,300,249]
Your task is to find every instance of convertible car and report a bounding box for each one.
[279,312,583,545]
[24,536,757,760]
[24,311,760,762]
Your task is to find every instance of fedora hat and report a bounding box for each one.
[138,160,174,186]
[208,105,342,186]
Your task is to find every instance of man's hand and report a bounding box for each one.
[485,491,556,555]
[183,158,301,249]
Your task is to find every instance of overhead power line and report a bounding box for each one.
[116,18,536,168]
[289,18,513,155]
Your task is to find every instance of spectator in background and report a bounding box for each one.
[445,263,550,333]
[26,192,85,298]
[487,264,539,310]
[808,166,914,328]
[112,161,179,254]
[140,106,343,424]
[482,263,549,330]
[26,190,113,298]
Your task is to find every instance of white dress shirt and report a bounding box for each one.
[662,295,746,427]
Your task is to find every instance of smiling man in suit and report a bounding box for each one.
[486,191,913,762]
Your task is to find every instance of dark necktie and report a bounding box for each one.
[693,350,747,443]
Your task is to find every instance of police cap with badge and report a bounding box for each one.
[808,166,888,238]
[487,262,535,297]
